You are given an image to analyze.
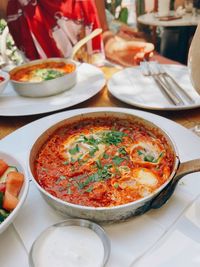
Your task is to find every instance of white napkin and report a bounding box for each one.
[13,172,200,267]
[0,224,28,267]
[131,197,200,267]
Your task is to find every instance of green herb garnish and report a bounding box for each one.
[103,153,109,159]
[112,156,124,165]
[137,150,144,156]
[113,183,119,189]
[118,147,127,155]
[144,155,155,162]
[96,159,102,169]
[102,131,127,145]
[69,144,80,155]
[89,146,99,156]
[85,186,93,193]
[35,69,64,81]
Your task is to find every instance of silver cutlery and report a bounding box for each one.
[150,61,195,104]
[140,61,184,105]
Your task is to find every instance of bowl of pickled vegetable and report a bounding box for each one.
[9,58,77,97]
[0,152,29,234]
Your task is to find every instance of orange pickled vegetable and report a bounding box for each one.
[3,191,19,211]
[6,171,24,197]
[0,160,8,176]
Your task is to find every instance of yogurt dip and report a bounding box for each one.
[31,225,105,267]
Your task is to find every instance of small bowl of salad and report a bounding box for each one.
[0,70,10,95]
[9,58,77,97]
[0,151,29,234]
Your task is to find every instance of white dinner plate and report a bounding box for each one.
[0,107,200,267]
[107,64,200,110]
[0,63,106,116]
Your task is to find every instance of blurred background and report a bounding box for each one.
[1,0,200,67]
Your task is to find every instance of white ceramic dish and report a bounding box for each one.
[107,64,200,110]
[0,151,29,234]
[9,58,77,98]
[0,70,10,95]
[0,63,105,116]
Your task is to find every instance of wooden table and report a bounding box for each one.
[0,62,200,140]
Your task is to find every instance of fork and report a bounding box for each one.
[140,61,183,105]
[150,61,195,104]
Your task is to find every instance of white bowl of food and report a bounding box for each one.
[9,58,77,98]
[0,151,29,234]
[0,70,10,95]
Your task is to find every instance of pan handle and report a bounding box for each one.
[150,159,200,209]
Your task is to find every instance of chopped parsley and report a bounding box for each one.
[34,69,64,81]
[89,146,99,156]
[79,135,100,146]
[63,160,69,165]
[103,153,109,159]
[76,173,99,189]
[70,158,77,164]
[112,156,124,165]
[69,144,80,155]
[85,186,93,193]
[102,131,127,145]
[137,149,164,163]
[96,159,102,169]
[118,147,127,155]
[76,164,112,190]
[137,150,144,156]
[113,183,119,189]
[97,164,112,180]
[144,155,155,162]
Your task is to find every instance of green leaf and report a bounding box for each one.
[102,131,126,145]
[137,150,144,156]
[118,147,127,155]
[89,146,99,156]
[96,159,102,169]
[80,135,99,146]
[112,156,124,165]
[113,183,119,189]
[85,186,93,193]
[144,155,155,162]
[103,153,109,159]
[35,69,63,81]
[69,144,80,155]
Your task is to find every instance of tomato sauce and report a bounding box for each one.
[10,62,75,82]
[34,117,175,207]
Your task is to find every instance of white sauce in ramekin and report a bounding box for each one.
[32,226,104,267]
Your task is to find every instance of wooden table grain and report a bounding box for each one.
[0,64,200,140]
